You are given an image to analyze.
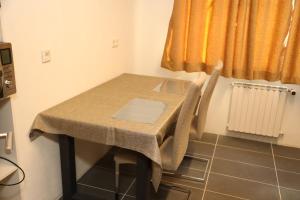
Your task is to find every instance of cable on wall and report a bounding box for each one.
[0,156,25,186]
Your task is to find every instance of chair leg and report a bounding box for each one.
[115,162,120,200]
[163,155,210,182]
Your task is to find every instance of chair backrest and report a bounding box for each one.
[193,61,223,139]
[172,73,207,167]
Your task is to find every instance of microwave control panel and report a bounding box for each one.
[0,43,16,99]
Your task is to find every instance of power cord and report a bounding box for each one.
[0,156,25,186]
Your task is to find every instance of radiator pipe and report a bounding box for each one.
[231,82,296,95]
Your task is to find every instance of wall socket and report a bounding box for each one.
[112,40,119,48]
[41,50,51,63]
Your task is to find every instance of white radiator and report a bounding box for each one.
[228,82,290,137]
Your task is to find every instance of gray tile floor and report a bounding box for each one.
[77,133,300,200]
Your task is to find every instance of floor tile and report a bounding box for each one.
[122,196,136,200]
[127,182,192,200]
[206,173,280,200]
[156,183,203,200]
[218,135,272,154]
[203,190,244,200]
[199,133,218,144]
[272,144,300,160]
[72,193,107,200]
[161,174,206,190]
[187,188,203,200]
[170,167,207,184]
[180,156,210,172]
[214,146,274,168]
[277,170,300,190]
[211,158,277,185]
[78,166,134,194]
[151,184,191,200]
[78,137,300,200]
[275,156,300,173]
[158,178,204,200]
[77,184,121,200]
[187,141,215,157]
[280,187,300,200]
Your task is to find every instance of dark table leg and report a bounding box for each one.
[136,153,151,200]
[59,135,77,200]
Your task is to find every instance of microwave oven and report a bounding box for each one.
[0,42,16,99]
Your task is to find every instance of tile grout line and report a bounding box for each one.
[201,134,219,200]
[217,144,272,156]
[213,156,274,170]
[271,143,282,200]
[191,139,274,156]
[277,168,300,175]
[188,151,300,177]
[209,172,277,187]
[161,180,202,191]
[162,180,249,200]
[78,181,138,199]
[187,151,275,169]
[275,154,300,161]
[205,189,250,200]
[121,178,136,200]
[163,176,291,200]
[172,164,281,188]
[189,139,216,146]
[77,182,117,194]
[280,186,300,192]
[177,161,279,187]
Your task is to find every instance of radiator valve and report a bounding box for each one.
[288,89,296,95]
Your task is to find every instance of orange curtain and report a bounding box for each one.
[162,0,293,81]
[281,0,300,84]
[162,0,213,72]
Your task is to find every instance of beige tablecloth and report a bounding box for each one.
[31,73,190,189]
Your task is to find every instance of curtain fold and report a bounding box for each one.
[162,0,213,72]
[281,0,300,84]
[162,0,293,82]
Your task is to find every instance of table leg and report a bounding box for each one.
[59,135,77,200]
[136,153,151,200]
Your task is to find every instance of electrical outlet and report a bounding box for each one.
[112,40,119,48]
[41,50,51,63]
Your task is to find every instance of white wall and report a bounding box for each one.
[0,99,21,200]
[0,0,136,199]
[0,0,299,199]
[133,0,300,148]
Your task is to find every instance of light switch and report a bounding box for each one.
[112,40,119,48]
[41,50,51,63]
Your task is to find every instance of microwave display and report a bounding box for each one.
[0,48,12,65]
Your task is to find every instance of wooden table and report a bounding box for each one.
[30,74,190,200]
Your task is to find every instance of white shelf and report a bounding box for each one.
[0,159,17,182]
